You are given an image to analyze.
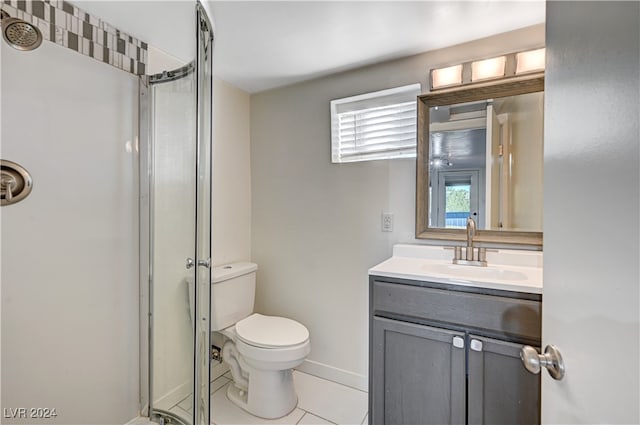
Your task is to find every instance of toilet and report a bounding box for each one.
[211,262,310,419]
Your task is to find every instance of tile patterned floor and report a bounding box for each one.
[129,370,368,425]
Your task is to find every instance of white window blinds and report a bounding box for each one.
[331,83,421,163]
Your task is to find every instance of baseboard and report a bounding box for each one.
[296,359,368,392]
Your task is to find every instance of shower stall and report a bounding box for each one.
[140,5,214,424]
[1,2,213,424]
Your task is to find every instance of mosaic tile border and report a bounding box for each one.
[1,0,147,76]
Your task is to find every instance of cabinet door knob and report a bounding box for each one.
[470,339,483,352]
[452,336,465,349]
[520,345,566,380]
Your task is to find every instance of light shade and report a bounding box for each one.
[431,64,463,89]
[471,56,506,81]
[516,48,546,74]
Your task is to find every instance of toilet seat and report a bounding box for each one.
[236,313,309,349]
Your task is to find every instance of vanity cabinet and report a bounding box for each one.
[369,276,541,425]
[466,334,540,424]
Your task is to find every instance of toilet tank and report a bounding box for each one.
[211,262,257,331]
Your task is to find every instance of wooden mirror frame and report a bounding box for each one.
[416,73,544,246]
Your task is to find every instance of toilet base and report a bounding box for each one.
[226,368,298,419]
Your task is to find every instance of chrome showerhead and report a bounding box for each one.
[2,16,43,51]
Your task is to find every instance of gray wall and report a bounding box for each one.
[543,2,639,422]
[250,25,545,387]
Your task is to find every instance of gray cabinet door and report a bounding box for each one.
[467,334,540,425]
[371,317,466,425]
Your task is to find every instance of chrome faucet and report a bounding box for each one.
[452,215,487,267]
[466,216,476,260]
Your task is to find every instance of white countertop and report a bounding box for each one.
[369,244,543,294]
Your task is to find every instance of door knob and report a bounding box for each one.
[521,345,565,380]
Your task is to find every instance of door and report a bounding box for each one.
[143,4,213,425]
[371,317,465,425]
[543,2,639,423]
[485,104,500,229]
[193,5,214,425]
[146,62,198,425]
[436,170,481,228]
[496,114,511,230]
[467,335,540,425]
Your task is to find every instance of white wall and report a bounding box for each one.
[250,25,545,389]
[1,41,139,423]
[543,2,639,423]
[212,79,252,267]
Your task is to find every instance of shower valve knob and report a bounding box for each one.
[1,177,14,201]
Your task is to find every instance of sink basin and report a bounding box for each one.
[422,263,528,282]
[368,244,543,294]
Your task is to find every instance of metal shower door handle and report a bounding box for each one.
[521,344,566,380]
[186,257,211,269]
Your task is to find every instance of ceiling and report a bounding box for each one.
[208,1,545,93]
[431,128,486,170]
[78,1,545,94]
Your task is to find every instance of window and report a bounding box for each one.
[330,83,421,163]
[432,170,482,229]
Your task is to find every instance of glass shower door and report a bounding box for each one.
[142,3,213,425]
[194,5,213,425]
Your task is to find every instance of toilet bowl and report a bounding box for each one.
[220,313,310,418]
[208,263,311,419]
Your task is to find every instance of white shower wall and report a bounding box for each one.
[0,40,139,424]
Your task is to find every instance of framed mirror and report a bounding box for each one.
[416,73,544,246]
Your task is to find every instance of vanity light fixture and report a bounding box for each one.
[516,48,546,74]
[471,56,506,82]
[430,64,463,90]
[429,47,545,91]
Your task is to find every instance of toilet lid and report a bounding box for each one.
[235,313,309,348]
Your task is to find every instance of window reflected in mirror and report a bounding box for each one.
[428,91,543,232]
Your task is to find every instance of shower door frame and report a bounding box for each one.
[138,3,214,424]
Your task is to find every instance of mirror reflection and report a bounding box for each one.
[416,74,544,245]
[428,91,543,232]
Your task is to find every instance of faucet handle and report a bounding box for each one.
[478,247,487,262]
[453,246,462,260]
